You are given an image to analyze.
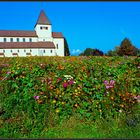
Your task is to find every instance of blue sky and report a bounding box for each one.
[0,2,140,55]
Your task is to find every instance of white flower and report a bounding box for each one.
[118,110,122,113]
[64,75,73,80]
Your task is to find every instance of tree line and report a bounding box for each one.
[79,38,140,56]
[64,37,140,56]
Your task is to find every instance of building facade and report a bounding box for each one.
[0,10,65,57]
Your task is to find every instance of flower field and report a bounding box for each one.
[0,56,140,138]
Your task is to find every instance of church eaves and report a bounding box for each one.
[36,10,51,25]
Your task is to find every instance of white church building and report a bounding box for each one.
[0,10,65,57]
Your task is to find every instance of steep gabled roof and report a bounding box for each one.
[0,30,37,37]
[36,10,51,25]
[52,32,63,38]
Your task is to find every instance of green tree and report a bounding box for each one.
[79,48,93,56]
[64,37,70,56]
[93,48,104,56]
[106,46,120,56]
[117,38,138,56]
[79,48,104,56]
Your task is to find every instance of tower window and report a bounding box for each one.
[29,38,32,42]
[44,50,45,53]
[23,38,25,42]
[17,38,19,42]
[50,50,52,53]
[4,38,6,42]
[10,38,13,42]
[56,44,58,49]
[45,27,48,30]
[40,27,43,30]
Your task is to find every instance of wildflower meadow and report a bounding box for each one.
[0,56,140,138]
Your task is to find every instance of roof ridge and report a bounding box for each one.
[0,30,35,32]
[36,10,51,25]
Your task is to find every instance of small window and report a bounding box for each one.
[44,50,45,53]
[56,44,58,49]
[46,27,48,30]
[17,38,19,42]
[24,49,26,52]
[11,50,12,53]
[50,50,52,53]
[4,38,6,42]
[30,49,32,52]
[3,50,5,53]
[43,39,45,42]
[23,38,25,42]
[17,50,19,53]
[10,38,13,42]
[29,38,32,42]
[40,27,43,30]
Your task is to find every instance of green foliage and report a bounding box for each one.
[106,46,120,56]
[106,38,140,56]
[79,48,93,56]
[79,48,104,56]
[0,56,140,138]
[118,38,138,56]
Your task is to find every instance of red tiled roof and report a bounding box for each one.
[36,10,51,25]
[0,42,55,49]
[52,32,63,38]
[0,30,63,38]
[0,30,37,37]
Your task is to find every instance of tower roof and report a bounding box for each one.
[36,10,51,25]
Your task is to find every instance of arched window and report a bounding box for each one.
[56,44,58,49]
[29,38,32,42]
[4,38,6,42]
[23,38,25,42]
[17,38,19,42]
[10,38,13,42]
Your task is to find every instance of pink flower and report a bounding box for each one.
[34,95,40,100]
[47,78,52,84]
[1,63,9,67]
[134,95,140,103]
[104,80,109,85]
[57,77,62,82]
[68,79,74,85]
[110,80,115,85]
[63,82,68,88]
[104,80,115,89]
[7,72,11,75]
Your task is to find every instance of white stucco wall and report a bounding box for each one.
[0,48,56,57]
[0,37,38,42]
[35,25,52,38]
[37,37,53,42]
[53,38,64,56]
